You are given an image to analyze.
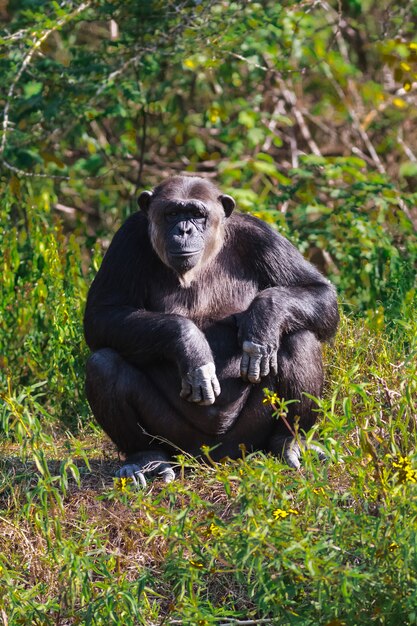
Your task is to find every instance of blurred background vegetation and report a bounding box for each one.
[1,1,417,624]
[1,0,417,419]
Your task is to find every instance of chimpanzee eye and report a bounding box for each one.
[169,211,178,217]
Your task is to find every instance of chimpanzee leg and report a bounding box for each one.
[86,348,225,482]
[85,331,326,475]
[86,348,151,455]
[276,330,323,431]
[202,330,324,462]
[268,330,326,467]
[85,348,207,456]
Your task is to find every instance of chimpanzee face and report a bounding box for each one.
[161,199,208,273]
[138,177,235,279]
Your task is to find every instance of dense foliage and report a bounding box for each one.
[1,1,417,624]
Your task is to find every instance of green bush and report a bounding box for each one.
[280,156,417,319]
[0,182,98,427]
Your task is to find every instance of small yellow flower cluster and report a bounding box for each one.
[184,58,196,69]
[209,522,224,537]
[388,541,399,552]
[390,455,417,484]
[312,487,326,496]
[114,476,133,492]
[273,507,299,520]
[263,389,280,406]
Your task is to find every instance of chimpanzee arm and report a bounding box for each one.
[237,219,339,382]
[85,305,212,372]
[84,214,219,405]
[85,305,220,406]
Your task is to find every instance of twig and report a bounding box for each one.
[227,52,270,72]
[320,1,365,116]
[319,0,389,172]
[397,128,417,163]
[55,202,98,217]
[261,100,285,153]
[321,62,385,174]
[260,54,322,158]
[287,129,299,168]
[95,51,149,99]
[1,158,70,179]
[1,157,116,183]
[0,29,28,42]
[351,146,377,166]
[278,77,322,156]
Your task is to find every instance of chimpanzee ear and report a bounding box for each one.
[137,190,153,213]
[219,194,235,217]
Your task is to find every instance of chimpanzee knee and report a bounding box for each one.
[86,348,120,385]
[85,349,121,417]
[276,330,323,432]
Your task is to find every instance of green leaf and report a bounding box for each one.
[399,161,417,177]
[24,81,43,98]
[238,110,257,129]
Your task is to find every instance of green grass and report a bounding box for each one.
[1,192,417,625]
[1,314,417,625]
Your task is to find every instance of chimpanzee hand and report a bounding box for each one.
[180,362,221,406]
[240,340,278,384]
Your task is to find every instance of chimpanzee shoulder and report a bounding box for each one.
[106,211,151,257]
[85,212,158,310]
[223,212,320,288]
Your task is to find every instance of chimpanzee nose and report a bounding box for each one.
[178,221,192,236]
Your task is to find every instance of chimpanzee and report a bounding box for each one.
[84,175,339,485]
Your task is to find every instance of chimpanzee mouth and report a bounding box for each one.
[169,250,201,257]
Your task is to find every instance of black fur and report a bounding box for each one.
[84,176,339,472]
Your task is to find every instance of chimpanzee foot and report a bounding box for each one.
[272,436,327,470]
[115,450,175,487]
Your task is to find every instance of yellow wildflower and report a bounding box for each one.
[263,389,280,405]
[393,98,407,109]
[208,107,220,124]
[388,542,399,552]
[114,476,133,492]
[288,508,300,515]
[273,507,299,520]
[209,522,224,537]
[390,455,417,484]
